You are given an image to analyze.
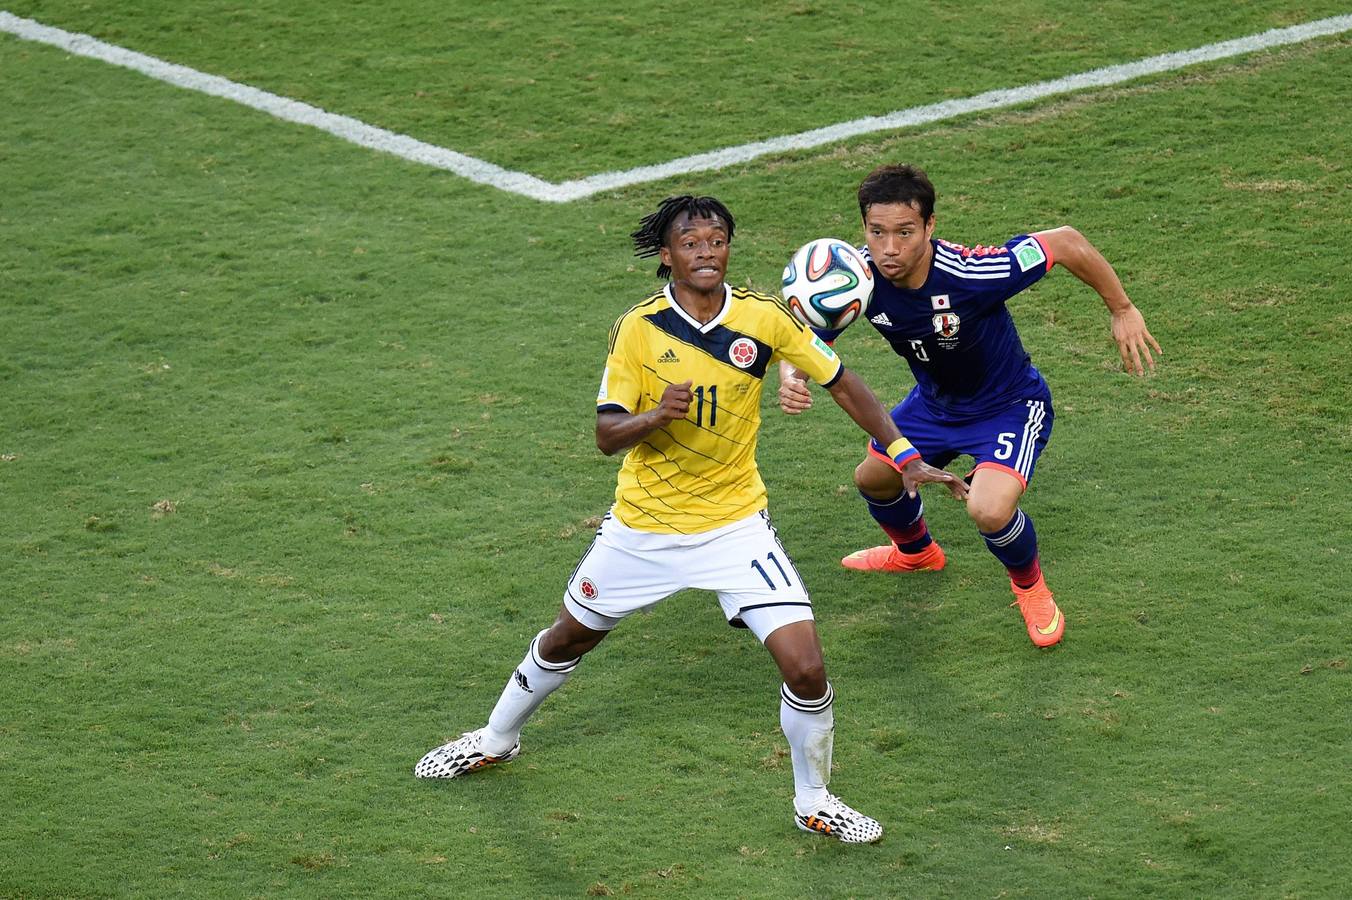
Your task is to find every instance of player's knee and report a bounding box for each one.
[782,657,828,700]
[967,497,1016,533]
[854,459,900,498]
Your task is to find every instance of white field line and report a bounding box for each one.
[3,11,1351,203]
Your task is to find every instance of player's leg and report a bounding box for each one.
[415,514,666,778]
[967,399,1062,647]
[753,618,881,844]
[414,606,604,779]
[479,606,606,755]
[762,620,831,810]
[842,395,954,573]
[713,513,881,844]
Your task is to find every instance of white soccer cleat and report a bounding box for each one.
[414,728,520,779]
[794,794,884,844]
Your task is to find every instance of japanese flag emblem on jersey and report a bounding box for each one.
[728,337,758,369]
[931,294,951,310]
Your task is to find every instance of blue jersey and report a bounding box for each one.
[820,234,1053,422]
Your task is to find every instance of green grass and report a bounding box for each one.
[3,3,1351,897]
[6,0,1352,178]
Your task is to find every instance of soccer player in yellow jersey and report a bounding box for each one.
[416,196,966,844]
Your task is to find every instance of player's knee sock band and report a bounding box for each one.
[484,630,579,753]
[861,489,933,552]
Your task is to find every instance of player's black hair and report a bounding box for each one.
[858,164,936,222]
[631,195,736,279]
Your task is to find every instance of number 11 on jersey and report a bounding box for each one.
[693,384,718,428]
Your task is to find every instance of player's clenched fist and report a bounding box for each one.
[655,379,693,425]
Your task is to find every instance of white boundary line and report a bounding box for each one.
[4,11,1351,203]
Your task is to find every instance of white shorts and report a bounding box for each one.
[563,510,814,643]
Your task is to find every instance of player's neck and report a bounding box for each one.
[670,282,726,324]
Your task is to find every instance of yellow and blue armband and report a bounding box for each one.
[886,438,921,468]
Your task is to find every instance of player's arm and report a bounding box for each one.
[1032,226,1162,376]
[596,380,692,456]
[826,369,968,500]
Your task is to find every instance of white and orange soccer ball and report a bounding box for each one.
[781,237,874,330]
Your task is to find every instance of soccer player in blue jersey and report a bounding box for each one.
[779,164,1160,648]
[416,195,966,843]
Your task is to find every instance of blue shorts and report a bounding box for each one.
[868,393,1054,490]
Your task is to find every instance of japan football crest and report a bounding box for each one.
[932,312,960,337]
[932,312,961,349]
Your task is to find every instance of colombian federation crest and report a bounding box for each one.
[728,337,758,369]
[578,577,599,601]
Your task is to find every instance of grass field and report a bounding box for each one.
[3,2,1351,897]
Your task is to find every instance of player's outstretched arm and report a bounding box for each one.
[596,379,692,456]
[1033,226,1163,376]
[825,369,968,500]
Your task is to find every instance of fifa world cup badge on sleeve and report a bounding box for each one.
[1013,238,1047,272]
[597,366,609,401]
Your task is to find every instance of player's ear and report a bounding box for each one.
[659,245,672,267]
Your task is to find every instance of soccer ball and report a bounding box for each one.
[781,237,874,330]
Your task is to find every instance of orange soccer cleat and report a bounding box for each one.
[841,541,946,573]
[1010,576,1064,647]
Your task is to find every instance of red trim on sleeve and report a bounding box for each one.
[1032,233,1054,270]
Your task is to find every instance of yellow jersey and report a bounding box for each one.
[597,283,844,533]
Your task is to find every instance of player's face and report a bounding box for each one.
[863,201,934,289]
[660,213,730,294]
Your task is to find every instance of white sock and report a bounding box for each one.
[780,682,834,815]
[481,630,579,755]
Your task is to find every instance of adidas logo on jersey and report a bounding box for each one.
[658,348,680,363]
[869,312,894,326]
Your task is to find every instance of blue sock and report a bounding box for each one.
[862,490,933,553]
[980,509,1041,587]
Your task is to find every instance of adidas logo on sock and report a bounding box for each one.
[869,312,894,326]
[658,348,680,362]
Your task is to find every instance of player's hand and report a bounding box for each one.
[900,459,969,501]
[778,362,813,415]
[654,379,693,425]
[1111,304,1161,376]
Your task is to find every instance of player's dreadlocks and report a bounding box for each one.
[631,195,736,280]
